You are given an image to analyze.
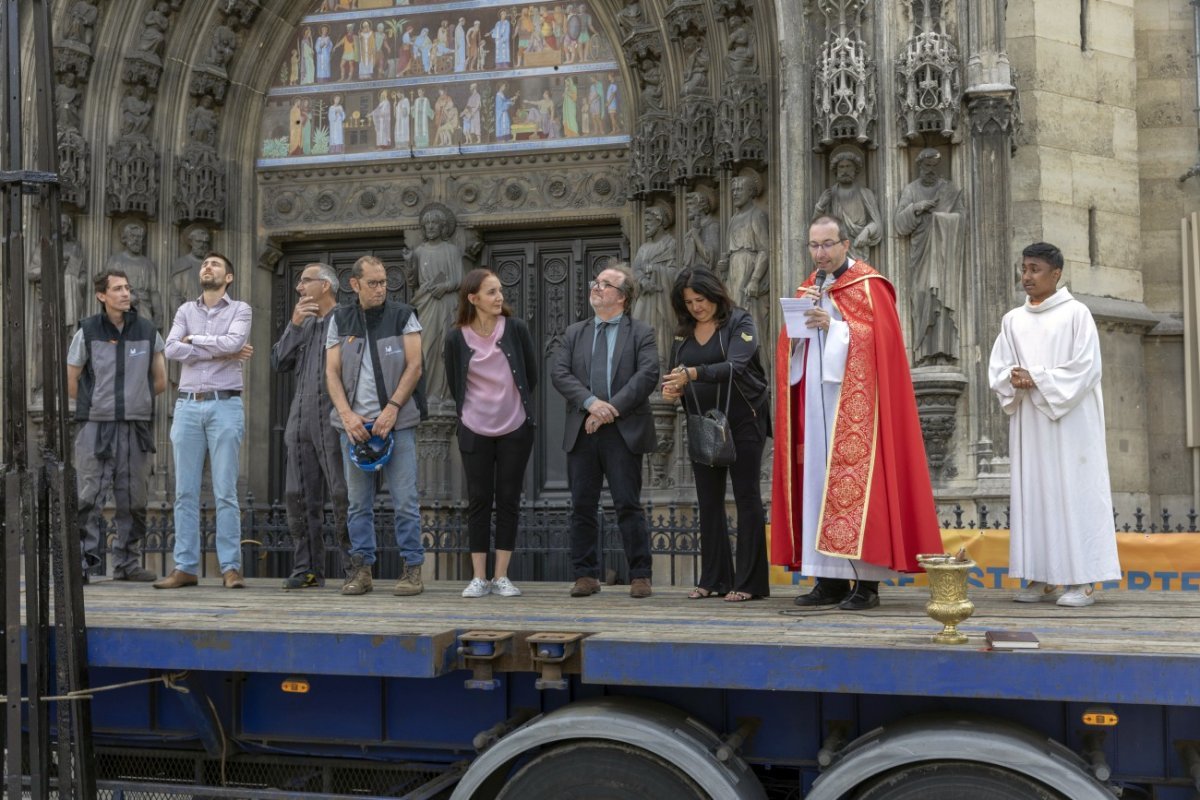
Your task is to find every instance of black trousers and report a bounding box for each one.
[284,421,350,578]
[460,423,535,552]
[567,424,652,580]
[691,428,770,596]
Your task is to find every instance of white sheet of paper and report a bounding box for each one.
[780,296,818,339]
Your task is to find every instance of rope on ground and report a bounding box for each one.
[0,670,189,703]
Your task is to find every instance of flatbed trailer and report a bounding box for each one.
[20,580,1200,798]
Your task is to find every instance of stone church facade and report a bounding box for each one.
[14,0,1200,520]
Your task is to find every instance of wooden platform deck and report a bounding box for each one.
[43,580,1200,707]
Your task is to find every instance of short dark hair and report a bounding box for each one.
[1022,241,1064,270]
[670,268,734,337]
[455,268,512,327]
[93,269,128,295]
[352,254,383,279]
[204,250,234,277]
[604,262,636,314]
[809,214,850,243]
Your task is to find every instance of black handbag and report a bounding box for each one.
[683,330,737,467]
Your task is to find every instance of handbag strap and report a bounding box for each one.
[684,326,733,416]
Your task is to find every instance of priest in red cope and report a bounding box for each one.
[771,215,942,609]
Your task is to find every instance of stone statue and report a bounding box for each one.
[617,1,644,36]
[814,151,883,256]
[205,23,237,70]
[682,188,720,272]
[104,221,162,329]
[120,85,154,141]
[894,147,965,366]
[29,214,88,399]
[630,204,678,365]
[680,35,710,97]
[722,173,770,343]
[187,95,219,150]
[132,2,170,64]
[169,226,210,311]
[56,72,83,136]
[412,203,464,406]
[638,61,664,111]
[62,0,99,46]
[726,15,757,77]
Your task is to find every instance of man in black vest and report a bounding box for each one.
[66,269,167,581]
[271,262,350,589]
[551,263,660,598]
[326,255,427,597]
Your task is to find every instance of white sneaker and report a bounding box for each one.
[491,576,522,597]
[461,577,491,598]
[1057,584,1096,607]
[1014,581,1059,603]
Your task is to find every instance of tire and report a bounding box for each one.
[852,760,1066,800]
[496,740,709,800]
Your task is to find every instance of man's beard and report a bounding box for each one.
[199,277,225,291]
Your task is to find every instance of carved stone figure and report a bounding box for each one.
[682,189,720,272]
[630,205,678,364]
[617,1,645,37]
[104,221,162,329]
[814,151,883,255]
[205,23,237,70]
[169,227,210,311]
[132,2,171,65]
[638,60,664,111]
[62,0,99,46]
[411,203,464,405]
[29,215,88,400]
[187,95,219,150]
[120,85,154,141]
[723,173,770,342]
[56,72,82,136]
[680,35,710,97]
[726,15,756,77]
[894,148,965,366]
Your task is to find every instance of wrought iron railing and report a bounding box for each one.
[90,496,1198,584]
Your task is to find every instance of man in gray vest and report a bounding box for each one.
[271,262,350,589]
[326,255,427,596]
[67,269,167,581]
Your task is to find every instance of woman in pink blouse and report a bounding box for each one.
[443,269,538,598]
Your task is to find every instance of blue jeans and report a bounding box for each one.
[341,427,423,567]
[171,397,245,574]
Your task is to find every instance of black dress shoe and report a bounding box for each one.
[838,583,880,610]
[793,578,851,606]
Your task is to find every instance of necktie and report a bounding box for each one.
[591,321,611,401]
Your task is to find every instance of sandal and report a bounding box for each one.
[688,587,723,599]
[723,591,763,603]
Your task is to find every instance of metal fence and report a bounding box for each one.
[97,496,1200,586]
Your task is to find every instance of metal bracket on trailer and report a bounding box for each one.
[526,632,584,690]
[457,631,514,690]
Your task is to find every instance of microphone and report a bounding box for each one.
[813,269,827,291]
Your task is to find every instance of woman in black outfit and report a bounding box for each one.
[661,269,771,602]
[443,268,538,598]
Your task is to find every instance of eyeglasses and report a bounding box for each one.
[357,279,388,290]
[807,240,846,252]
[589,280,619,292]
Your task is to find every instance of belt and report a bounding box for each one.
[179,390,241,401]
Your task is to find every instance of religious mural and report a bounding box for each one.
[258,0,630,166]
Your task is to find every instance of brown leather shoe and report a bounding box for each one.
[569,576,601,597]
[223,569,245,589]
[153,570,198,589]
[629,577,652,598]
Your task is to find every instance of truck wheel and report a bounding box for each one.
[852,761,1065,800]
[496,740,708,799]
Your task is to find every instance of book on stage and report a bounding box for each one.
[985,630,1040,650]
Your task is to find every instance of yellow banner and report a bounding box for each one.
[770,529,1200,592]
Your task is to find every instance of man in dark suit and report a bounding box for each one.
[552,263,660,598]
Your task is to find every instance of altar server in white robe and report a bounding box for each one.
[988,241,1121,608]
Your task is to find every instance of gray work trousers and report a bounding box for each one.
[284,424,350,578]
[75,420,150,574]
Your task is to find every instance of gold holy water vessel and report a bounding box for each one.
[916,553,976,645]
